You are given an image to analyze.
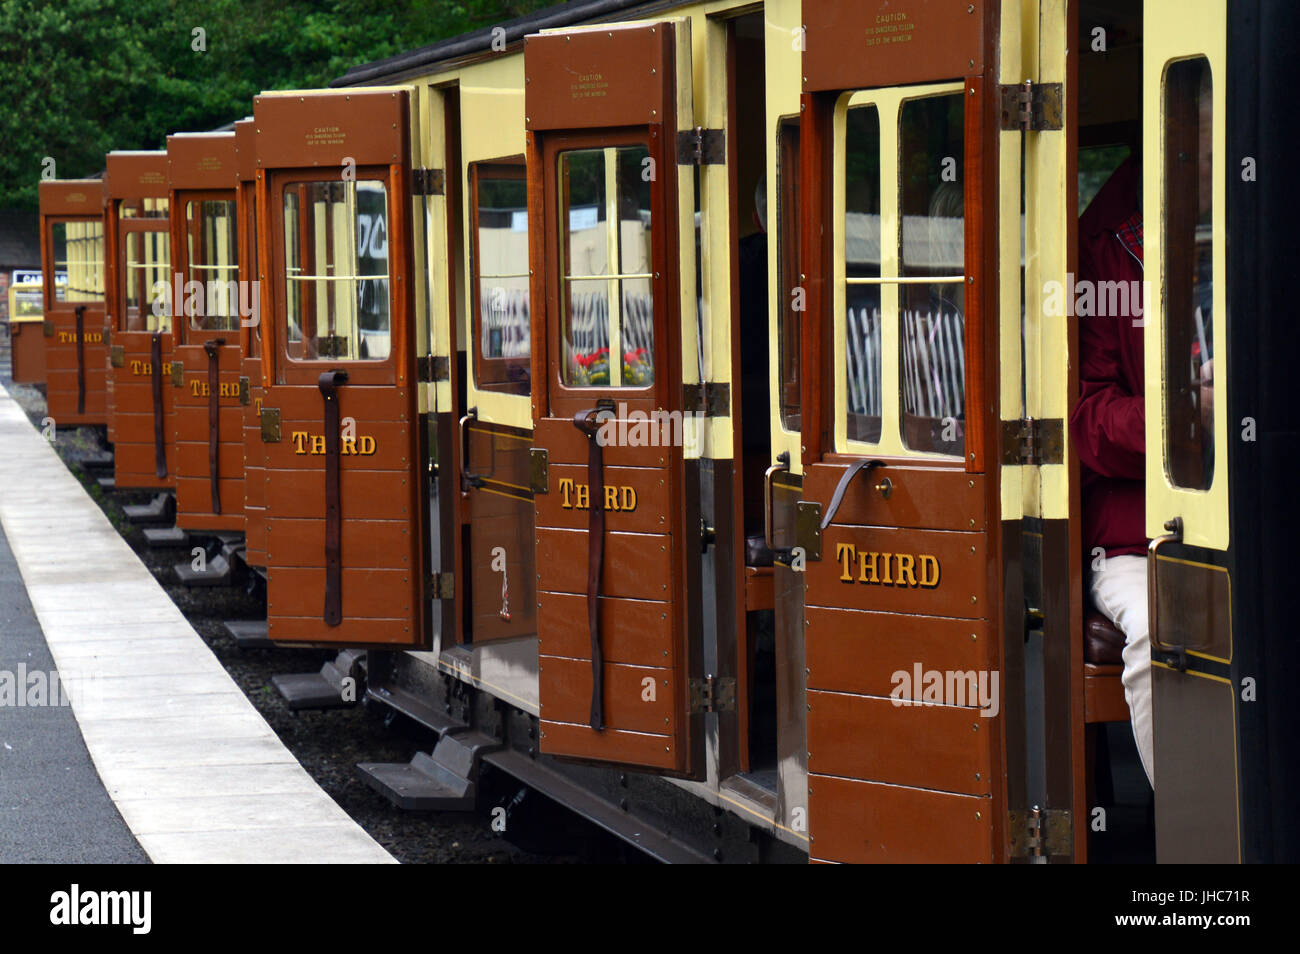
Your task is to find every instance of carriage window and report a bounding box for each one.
[899,93,966,457]
[124,228,171,332]
[844,105,882,443]
[51,220,105,304]
[281,180,390,362]
[185,200,239,332]
[120,197,169,218]
[777,119,801,431]
[1162,56,1214,490]
[472,161,530,395]
[559,145,654,388]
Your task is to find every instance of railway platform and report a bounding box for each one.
[0,382,394,864]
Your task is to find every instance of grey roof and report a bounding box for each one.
[0,210,41,270]
[332,0,659,87]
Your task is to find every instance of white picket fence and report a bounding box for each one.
[846,302,965,421]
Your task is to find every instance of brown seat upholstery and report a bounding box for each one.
[1083,609,1130,724]
[1084,609,1126,665]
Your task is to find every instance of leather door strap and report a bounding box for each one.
[820,458,885,531]
[150,333,167,479]
[573,407,607,731]
[204,339,226,514]
[319,369,349,626]
[74,305,86,415]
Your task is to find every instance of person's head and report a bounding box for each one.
[753,174,767,233]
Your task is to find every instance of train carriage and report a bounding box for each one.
[7,274,46,384]
[236,119,269,574]
[236,0,1297,863]
[38,179,108,429]
[164,133,247,538]
[103,152,173,489]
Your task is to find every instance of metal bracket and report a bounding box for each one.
[529,448,549,495]
[260,407,281,443]
[689,675,736,713]
[170,361,184,388]
[412,168,446,196]
[794,501,823,561]
[682,381,730,417]
[428,571,455,600]
[998,81,1064,132]
[238,376,251,406]
[1008,806,1073,858]
[42,319,54,338]
[416,354,450,382]
[109,345,126,368]
[317,335,349,359]
[676,127,726,165]
[1000,418,1063,466]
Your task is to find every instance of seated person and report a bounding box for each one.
[1069,155,1154,787]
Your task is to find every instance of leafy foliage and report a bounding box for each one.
[0,0,551,209]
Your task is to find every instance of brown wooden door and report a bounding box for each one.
[38,180,109,428]
[255,88,426,647]
[797,2,1009,862]
[526,21,706,776]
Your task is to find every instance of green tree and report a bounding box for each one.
[0,0,550,209]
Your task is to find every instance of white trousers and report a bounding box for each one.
[1089,554,1155,788]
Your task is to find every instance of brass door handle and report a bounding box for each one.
[763,451,791,551]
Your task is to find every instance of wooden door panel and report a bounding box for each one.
[535,527,673,601]
[808,774,992,864]
[538,592,671,665]
[806,607,989,699]
[540,722,679,772]
[807,690,994,795]
[803,463,987,532]
[534,462,670,534]
[541,657,678,735]
[266,517,412,570]
[262,467,412,520]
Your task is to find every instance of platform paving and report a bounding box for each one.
[0,383,395,863]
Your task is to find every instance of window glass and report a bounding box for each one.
[559,145,654,388]
[473,163,530,394]
[123,227,171,332]
[777,119,801,431]
[120,197,169,218]
[281,180,390,362]
[50,220,105,303]
[185,199,239,332]
[844,105,882,443]
[899,92,966,456]
[1163,56,1215,490]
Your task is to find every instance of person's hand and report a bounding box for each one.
[1199,358,1214,433]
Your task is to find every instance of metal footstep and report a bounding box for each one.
[356,730,502,811]
[172,533,242,586]
[96,475,116,491]
[271,649,365,710]
[142,526,189,548]
[122,492,175,526]
[223,619,273,649]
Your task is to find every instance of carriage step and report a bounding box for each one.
[95,475,116,491]
[356,730,501,811]
[271,649,366,710]
[122,492,175,525]
[172,550,232,586]
[223,619,273,649]
[82,452,114,472]
[141,525,189,548]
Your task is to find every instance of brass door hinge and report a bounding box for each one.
[1000,418,1064,466]
[682,381,730,417]
[238,376,251,405]
[260,407,281,442]
[412,168,446,196]
[794,501,823,561]
[1008,806,1073,858]
[689,675,736,713]
[109,345,126,368]
[170,361,184,388]
[428,571,455,600]
[676,127,725,165]
[529,448,549,494]
[43,319,54,337]
[998,81,1064,132]
[416,354,450,382]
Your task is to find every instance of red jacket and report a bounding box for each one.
[1070,158,1147,558]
